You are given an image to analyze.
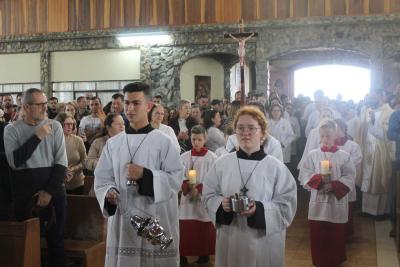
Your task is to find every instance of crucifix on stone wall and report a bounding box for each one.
[224,19,258,104]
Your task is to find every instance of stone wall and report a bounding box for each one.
[1,14,400,104]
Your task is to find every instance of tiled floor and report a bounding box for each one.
[186,189,399,267]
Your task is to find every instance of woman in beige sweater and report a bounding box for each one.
[55,112,87,194]
[85,113,125,172]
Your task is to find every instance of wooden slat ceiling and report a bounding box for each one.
[0,0,398,36]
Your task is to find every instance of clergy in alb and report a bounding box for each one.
[203,106,297,267]
[94,82,184,267]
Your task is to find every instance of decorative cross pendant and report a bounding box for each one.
[240,186,248,196]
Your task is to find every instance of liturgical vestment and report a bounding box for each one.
[203,151,297,267]
[94,125,184,267]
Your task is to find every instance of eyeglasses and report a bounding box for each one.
[29,102,47,107]
[236,126,260,134]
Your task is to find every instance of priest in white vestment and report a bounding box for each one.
[94,82,184,267]
[358,91,394,217]
[203,106,297,267]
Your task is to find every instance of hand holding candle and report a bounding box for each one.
[188,170,197,185]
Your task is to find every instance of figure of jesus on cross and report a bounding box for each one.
[229,20,256,67]
[224,19,258,104]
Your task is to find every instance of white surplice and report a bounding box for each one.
[338,140,362,202]
[158,123,180,153]
[94,129,184,267]
[269,118,295,163]
[297,128,320,176]
[359,104,394,215]
[179,150,217,221]
[289,115,301,156]
[225,134,284,162]
[203,153,297,267]
[299,148,356,223]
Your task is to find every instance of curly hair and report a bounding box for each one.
[233,106,268,141]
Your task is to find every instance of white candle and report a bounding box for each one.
[320,160,330,175]
[188,170,197,185]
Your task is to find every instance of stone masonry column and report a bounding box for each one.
[40,51,52,97]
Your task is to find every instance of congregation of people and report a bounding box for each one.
[0,82,400,267]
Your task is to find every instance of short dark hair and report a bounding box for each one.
[50,97,58,102]
[197,95,208,100]
[77,96,86,102]
[191,125,207,136]
[153,94,162,99]
[112,93,124,101]
[90,96,101,104]
[122,82,151,100]
[211,99,221,106]
[203,109,219,129]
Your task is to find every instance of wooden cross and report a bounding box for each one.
[224,19,258,104]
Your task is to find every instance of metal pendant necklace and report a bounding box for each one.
[236,156,261,196]
[125,133,149,186]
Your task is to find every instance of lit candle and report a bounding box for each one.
[320,160,330,175]
[188,170,197,185]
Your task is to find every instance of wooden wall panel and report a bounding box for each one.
[259,0,275,19]
[294,0,308,17]
[169,0,185,25]
[369,0,384,13]
[277,0,290,18]
[186,0,201,24]
[222,0,241,22]
[309,0,325,16]
[155,0,169,25]
[332,0,346,15]
[110,0,124,28]
[48,0,68,33]
[68,0,77,31]
[242,0,257,21]
[77,0,91,31]
[139,0,153,25]
[36,0,48,33]
[3,0,400,36]
[349,0,364,15]
[205,0,216,23]
[390,0,400,12]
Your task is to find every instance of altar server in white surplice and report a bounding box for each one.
[203,106,297,267]
[268,103,295,164]
[94,82,184,267]
[299,119,356,267]
[334,118,362,239]
[297,107,334,180]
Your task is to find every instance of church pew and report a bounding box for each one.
[83,175,95,195]
[42,195,106,267]
[0,218,41,267]
[64,194,106,267]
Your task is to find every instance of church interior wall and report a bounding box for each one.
[179,57,224,102]
[1,15,400,104]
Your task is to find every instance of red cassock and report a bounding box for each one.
[309,220,346,267]
[179,181,216,256]
[307,173,350,267]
